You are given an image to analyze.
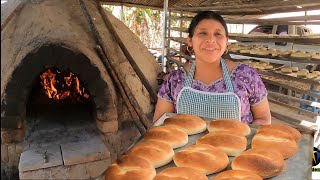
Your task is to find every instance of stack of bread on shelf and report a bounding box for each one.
[242,60,274,70]
[105,114,302,180]
[228,43,320,60]
[280,66,320,80]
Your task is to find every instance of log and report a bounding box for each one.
[79,0,149,133]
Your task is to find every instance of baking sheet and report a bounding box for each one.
[144,113,314,180]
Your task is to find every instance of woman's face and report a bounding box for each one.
[188,19,228,64]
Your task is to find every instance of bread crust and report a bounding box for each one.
[154,167,208,180]
[173,144,228,175]
[252,130,297,159]
[213,170,263,180]
[163,114,207,135]
[231,149,285,179]
[207,119,251,136]
[144,126,188,149]
[105,155,156,180]
[127,140,174,168]
[257,124,301,142]
[196,132,247,156]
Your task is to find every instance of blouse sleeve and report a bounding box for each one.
[157,72,175,103]
[247,67,268,106]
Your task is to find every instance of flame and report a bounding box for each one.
[40,68,89,101]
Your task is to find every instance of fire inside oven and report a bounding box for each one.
[39,67,90,103]
[25,67,97,150]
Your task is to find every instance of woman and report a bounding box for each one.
[153,11,271,125]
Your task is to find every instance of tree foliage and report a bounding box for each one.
[103,5,163,48]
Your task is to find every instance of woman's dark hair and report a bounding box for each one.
[188,11,228,38]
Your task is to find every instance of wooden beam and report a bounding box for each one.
[225,15,320,25]
[268,91,320,108]
[171,5,320,16]
[173,0,320,11]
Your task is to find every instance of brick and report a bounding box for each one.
[1,129,25,143]
[8,144,19,167]
[96,120,118,133]
[18,144,63,172]
[1,144,9,162]
[1,116,23,129]
[61,138,110,166]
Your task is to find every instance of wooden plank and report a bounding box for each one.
[269,99,318,117]
[257,71,320,86]
[262,78,320,99]
[270,110,317,134]
[268,91,320,108]
[231,36,320,45]
[230,52,320,64]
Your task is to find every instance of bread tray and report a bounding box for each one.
[128,113,314,180]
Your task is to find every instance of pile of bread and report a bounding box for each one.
[228,43,320,60]
[280,67,320,80]
[242,60,274,70]
[105,114,302,180]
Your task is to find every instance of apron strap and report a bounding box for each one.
[184,62,196,87]
[221,58,235,92]
[184,58,234,93]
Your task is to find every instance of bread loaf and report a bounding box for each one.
[143,126,188,149]
[154,167,208,180]
[127,141,174,168]
[173,144,228,175]
[105,155,156,180]
[207,119,250,136]
[252,130,297,159]
[163,114,207,135]
[196,132,247,156]
[213,170,263,180]
[231,149,285,179]
[257,124,301,142]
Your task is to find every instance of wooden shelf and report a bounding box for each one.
[230,35,320,45]
[230,52,320,64]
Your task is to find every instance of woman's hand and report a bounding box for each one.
[153,97,175,123]
[251,98,272,125]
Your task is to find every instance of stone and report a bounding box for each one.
[18,144,63,172]
[1,129,25,143]
[61,138,110,166]
[96,119,118,133]
[7,144,19,166]
[1,116,23,129]
[19,159,110,180]
[1,144,9,162]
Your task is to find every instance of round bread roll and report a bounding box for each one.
[173,144,228,175]
[231,149,285,179]
[127,141,174,168]
[143,126,188,149]
[207,119,250,136]
[257,124,301,142]
[105,155,156,180]
[252,130,297,159]
[163,114,207,135]
[154,167,208,180]
[291,66,299,72]
[281,67,292,73]
[264,65,274,70]
[196,132,247,156]
[213,170,263,180]
[297,71,308,77]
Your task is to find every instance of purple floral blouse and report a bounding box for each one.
[157,64,267,124]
